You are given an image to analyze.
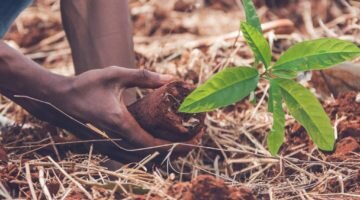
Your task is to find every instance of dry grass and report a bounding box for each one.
[1,0,360,199]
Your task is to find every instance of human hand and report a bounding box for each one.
[0,42,202,160]
[3,66,203,159]
[50,66,180,148]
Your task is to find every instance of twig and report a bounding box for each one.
[25,162,38,200]
[38,166,52,200]
[0,181,12,200]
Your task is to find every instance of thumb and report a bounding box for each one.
[122,69,176,88]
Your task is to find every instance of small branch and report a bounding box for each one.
[25,162,38,200]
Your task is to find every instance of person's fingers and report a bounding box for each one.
[108,106,174,150]
[125,69,175,88]
[121,111,203,153]
[108,67,175,88]
[118,100,203,152]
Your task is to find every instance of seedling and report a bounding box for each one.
[179,0,360,155]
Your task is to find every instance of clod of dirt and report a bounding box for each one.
[133,175,254,200]
[168,175,255,200]
[334,137,360,156]
[128,81,205,142]
[325,91,360,117]
[190,175,254,200]
[328,136,360,161]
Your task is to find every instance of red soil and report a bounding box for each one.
[128,81,206,142]
[134,175,255,200]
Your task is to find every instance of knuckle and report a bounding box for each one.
[101,66,125,83]
[137,69,150,80]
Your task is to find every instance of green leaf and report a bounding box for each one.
[272,69,298,79]
[267,80,285,155]
[267,80,275,113]
[179,67,259,113]
[274,78,335,151]
[241,22,271,68]
[242,0,262,33]
[273,38,360,72]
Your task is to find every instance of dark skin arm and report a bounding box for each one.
[0,42,176,149]
[0,0,200,155]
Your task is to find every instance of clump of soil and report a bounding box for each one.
[325,91,360,119]
[325,92,360,160]
[128,81,206,142]
[134,175,255,200]
[332,137,360,157]
[184,175,255,200]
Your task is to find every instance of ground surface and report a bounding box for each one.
[1,0,360,199]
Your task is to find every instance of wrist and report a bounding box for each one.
[39,73,74,103]
[7,65,72,104]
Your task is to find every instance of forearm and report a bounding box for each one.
[60,0,135,74]
[0,41,66,100]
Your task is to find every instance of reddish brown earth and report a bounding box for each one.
[128,81,206,142]
[325,92,360,138]
[1,164,254,200]
[283,92,360,159]
[333,137,359,157]
[133,175,255,200]
[325,92,360,161]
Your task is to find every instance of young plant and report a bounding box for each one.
[179,0,360,155]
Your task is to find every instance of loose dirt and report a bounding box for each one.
[284,91,360,160]
[133,175,255,200]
